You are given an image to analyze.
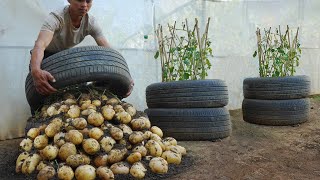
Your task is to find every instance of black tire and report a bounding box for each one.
[242,98,310,126]
[145,108,231,141]
[243,75,311,100]
[25,46,131,111]
[146,80,228,108]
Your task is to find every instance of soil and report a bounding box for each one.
[1,97,320,180]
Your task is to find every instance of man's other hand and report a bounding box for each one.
[124,79,134,98]
[32,69,57,95]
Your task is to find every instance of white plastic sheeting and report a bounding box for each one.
[0,0,319,140]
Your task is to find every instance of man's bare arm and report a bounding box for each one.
[94,36,111,48]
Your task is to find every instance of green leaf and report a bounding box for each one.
[253,51,257,57]
[183,73,190,80]
[154,51,159,59]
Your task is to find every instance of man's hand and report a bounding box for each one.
[32,69,57,95]
[124,79,134,98]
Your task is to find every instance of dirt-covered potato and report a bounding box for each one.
[151,126,163,138]
[27,128,40,139]
[165,145,187,156]
[145,140,163,157]
[116,111,131,124]
[58,104,69,113]
[101,95,108,101]
[58,165,74,180]
[130,162,147,179]
[101,106,115,121]
[132,145,147,157]
[131,117,150,130]
[64,98,77,106]
[149,157,168,174]
[16,152,29,173]
[88,112,104,126]
[96,166,114,180]
[21,153,42,174]
[37,166,56,180]
[126,152,142,164]
[42,145,59,160]
[45,123,61,138]
[161,150,182,164]
[107,149,127,164]
[92,100,101,107]
[20,138,33,152]
[150,134,165,151]
[58,143,77,161]
[75,165,96,180]
[72,117,88,129]
[89,127,104,140]
[66,154,90,168]
[47,105,59,117]
[81,102,92,110]
[110,127,123,140]
[110,162,130,175]
[143,131,152,140]
[106,98,119,105]
[93,154,108,167]
[119,124,133,135]
[65,130,83,145]
[54,132,66,147]
[140,117,151,129]
[34,135,49,149]
[82,138,100,155]
[100,136,116,153]
[67,105,81,118]
[114,105,125,113]
[81,108,96,116]
[36,161,47,171]
[125,106,137,117]
[162,137,178,147]
[129,131,144,144]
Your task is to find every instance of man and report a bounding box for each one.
[30,0,133,97]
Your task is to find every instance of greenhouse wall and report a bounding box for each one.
[0,0,319,140]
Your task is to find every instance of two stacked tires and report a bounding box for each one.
[242,76,311,126]
[145,80,231,141]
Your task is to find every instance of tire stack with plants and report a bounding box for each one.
[17,47,189,180]
[146,18,231,141]
[243,26,311,126]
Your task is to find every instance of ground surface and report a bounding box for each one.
[0,97,319,180]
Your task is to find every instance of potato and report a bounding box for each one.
[100,136,116,153]
[47,105,58,117]
[79,98,91,106]
[101,106,115,121]
[58,165,74,180]
[119,124,133,135]
[162,137,177,147]
[81,102,92,110]
[79,128,89,137]
[20,138,33,151]
[126,152,142,164]
[166,145,187,156]
[42,145,59,160]
[65,130,83,145]
[21,153,42,174]
[132,145,147,157]
[145,140,162,157]
[45,123,61,138]
[110,162,130,175]
[116,111,131,124]
[110,127,123,140]
[161,150,182,164]
[72,117,87,129]
[16,152,29,173]
[51,117,63,127]
[143,131,152,140]
[58,143,77,161]
[82,138,100,155]
[150,134,165,151]
[66,154,90,168]
[130,162,147,179]
[107,149,127,164]
[89,128,104,140]
[54,132,66,147]
[88,112,104,126]
[37,166,56,180]
[106,98,119,105]
[129,131,144,144]
[27,128,40,139]
[34,135,48,149]
[92,100,101,107]
[81,109,96,116]
[149,157,168,174]
[126,106,137,117]
[64,98,77,106]
[58,104,69,113]
[151,126,163,138]
[96,166,114,180]
[67,105,81,118]
[93,154,108,167]
[36,161,47,171]
[131,118,149,130]
[75,165,96,180]
[142,117,151,129]
[101,95,108,101]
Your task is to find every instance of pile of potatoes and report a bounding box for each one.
[17,93,186,180]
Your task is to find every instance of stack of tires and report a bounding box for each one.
[242,75,311,126]
[145,79,231,141]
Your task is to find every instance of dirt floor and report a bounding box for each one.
[1,97,320,180]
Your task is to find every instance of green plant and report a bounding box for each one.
[154,18,213,82]
[253,25,301,77]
